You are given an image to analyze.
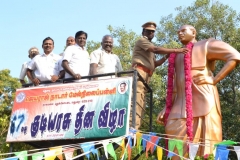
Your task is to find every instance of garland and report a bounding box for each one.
[164,42,194,141]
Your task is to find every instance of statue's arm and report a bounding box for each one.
[193,40,240,85]
[208,40,240,85]
[212,60,236,85]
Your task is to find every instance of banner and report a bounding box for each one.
[6,77,132,142]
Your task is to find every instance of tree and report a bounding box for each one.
[107,25,141,70]
[0,69,20,153]
[86,40,101,54]
[0,69,33,156]
[156,0,240,43]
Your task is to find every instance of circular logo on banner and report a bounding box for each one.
[118,81,128,94]
[16,92,26,103]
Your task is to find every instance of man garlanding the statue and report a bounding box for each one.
[131,21,189,129]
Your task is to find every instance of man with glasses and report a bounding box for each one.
[19,47,39,85]
[131,21,189,129]
[90,35,123,80]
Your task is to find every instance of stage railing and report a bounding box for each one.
[22,70,153,132]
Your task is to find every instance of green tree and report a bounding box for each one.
[87,40,101,54]
[0,69,33,157]
[0,69,21,153]
[156,0,240,43]
[108,25,141,70]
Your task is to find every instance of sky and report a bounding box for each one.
[0,0,239,79]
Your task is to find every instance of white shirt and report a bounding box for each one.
[19,61,32,83]
[28,52,62,81]
[63,44,90,79]
[90,49,123,78]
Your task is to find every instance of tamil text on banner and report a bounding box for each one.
[6,77,132,142]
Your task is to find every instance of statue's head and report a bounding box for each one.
[177,25,197,45]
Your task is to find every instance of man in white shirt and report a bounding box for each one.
[19,47,39,85]
[90,35,123,80]
[62,31,90,81]
[27,37,64,86]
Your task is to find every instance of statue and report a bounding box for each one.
[157,25,240,158]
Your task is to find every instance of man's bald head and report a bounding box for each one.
[66,36,75,46]
[178,25,197,45]
[102,35,113,42]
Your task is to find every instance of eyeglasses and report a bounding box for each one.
[144,29,155,33]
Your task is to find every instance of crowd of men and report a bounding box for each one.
[19,21,188,130]
[19,32,123,86]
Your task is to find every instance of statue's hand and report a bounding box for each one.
[156,109,165,125]
[193,73,214,85]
